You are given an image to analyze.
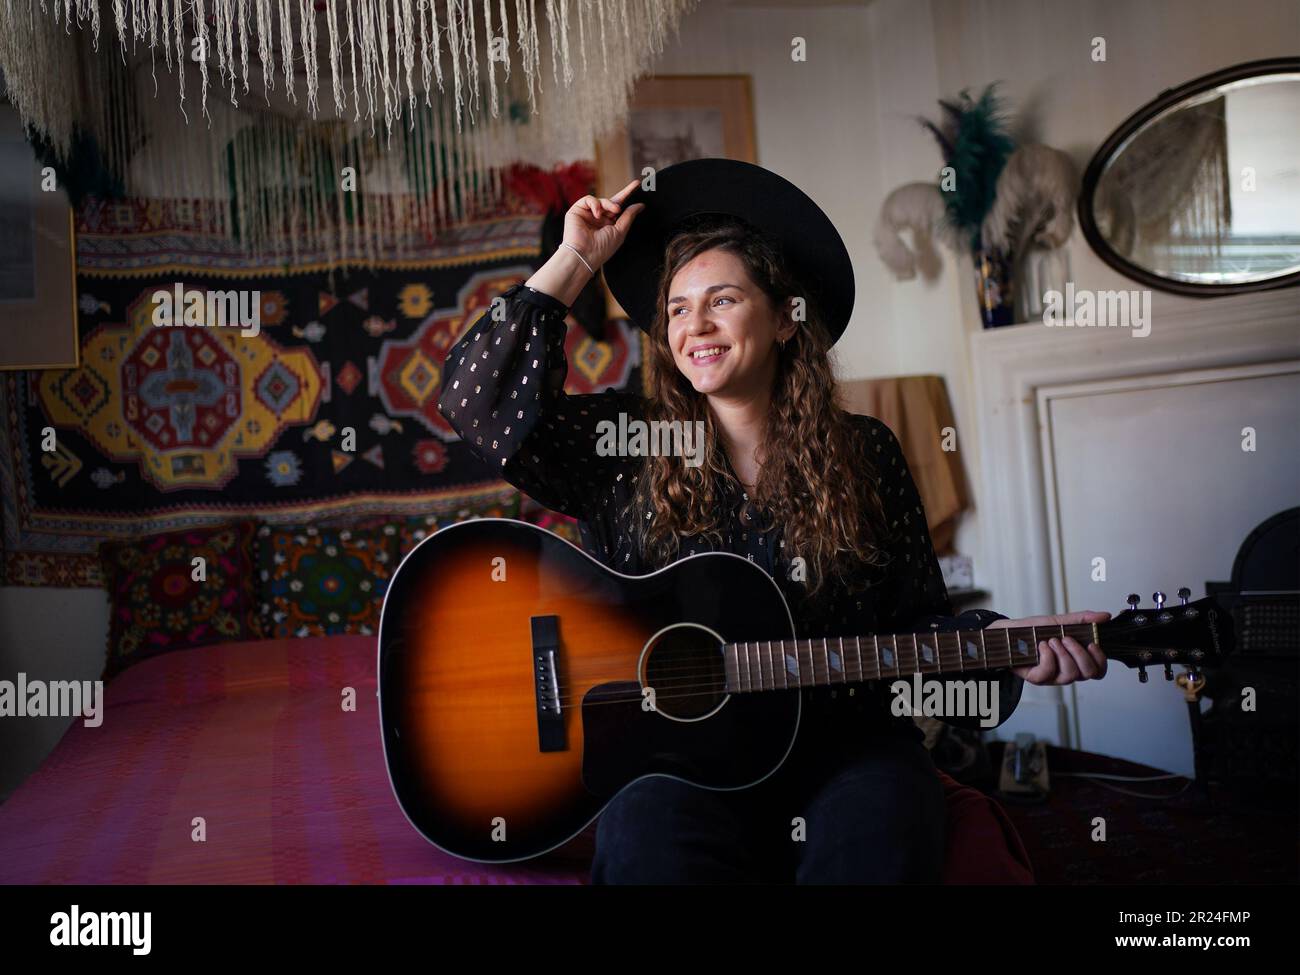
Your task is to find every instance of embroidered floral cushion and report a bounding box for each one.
[256,524,398,637]
[98,521,262,679]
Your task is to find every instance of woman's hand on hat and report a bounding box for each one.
[564,178,645,273]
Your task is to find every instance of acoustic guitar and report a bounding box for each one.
[378,518,1232,862]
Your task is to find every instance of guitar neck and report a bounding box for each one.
[722,622,1098,693]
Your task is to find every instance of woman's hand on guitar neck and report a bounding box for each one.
[986,611,1112,685]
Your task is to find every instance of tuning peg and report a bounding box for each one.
[1138,665,1148,683]
[1153,591,1166,609]
[1127,593,1141,610]
[1178,586,1191,605]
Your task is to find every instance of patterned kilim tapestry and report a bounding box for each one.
[0,197,647,587]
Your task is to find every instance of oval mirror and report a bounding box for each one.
[1079,57,1300,296]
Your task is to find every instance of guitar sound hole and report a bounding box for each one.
[640,624,728,721]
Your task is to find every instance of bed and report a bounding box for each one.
[0,635,1032,884]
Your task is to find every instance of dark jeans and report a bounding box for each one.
[591,724,946,884]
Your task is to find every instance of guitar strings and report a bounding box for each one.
[392,622,1118,686]
[390,631,1172,696]
[391,620,1192,711]
[403,638,1192,713]
[436,643,1166,712]
[531,623,1105,686]
[413,627,1146,697]
[532,639,1193,709]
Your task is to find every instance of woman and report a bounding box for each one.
[437,161,1108,883]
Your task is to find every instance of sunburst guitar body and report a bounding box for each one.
[379,518,800,863]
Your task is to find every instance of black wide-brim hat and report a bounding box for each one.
[602,158,855,346]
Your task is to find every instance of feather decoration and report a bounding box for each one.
[918,84,1015,251]
[872,182,948,281]
[981,143,1078,257]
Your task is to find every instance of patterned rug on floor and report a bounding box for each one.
[986,743,1297,884]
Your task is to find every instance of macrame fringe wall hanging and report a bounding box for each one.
[0,0,695,264]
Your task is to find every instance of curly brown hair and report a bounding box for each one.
[629,216,893,598]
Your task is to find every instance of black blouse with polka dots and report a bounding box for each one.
[437,282,1024,750]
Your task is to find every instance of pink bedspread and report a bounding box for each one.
[0,636,1030,884]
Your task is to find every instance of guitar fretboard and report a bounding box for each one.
[722,623,1097,692]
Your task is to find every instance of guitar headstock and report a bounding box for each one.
[1099,588,1234,683]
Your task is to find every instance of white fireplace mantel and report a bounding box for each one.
[967,288,1299,745]
[970,288,1298,617]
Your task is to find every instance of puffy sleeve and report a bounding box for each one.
[860,415,1024,730]
[436,281,642,520]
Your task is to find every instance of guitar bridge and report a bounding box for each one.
[530,615,567,752]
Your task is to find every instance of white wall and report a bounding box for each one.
[0,587,110,801]
[648,0,895,366]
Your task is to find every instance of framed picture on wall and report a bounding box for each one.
[0,104,79,371]
[594,74,757,321]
